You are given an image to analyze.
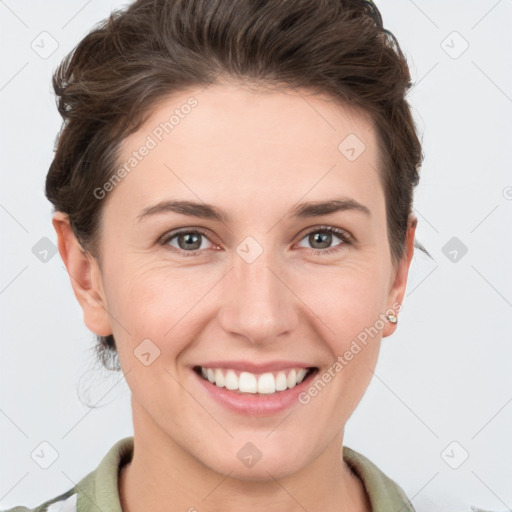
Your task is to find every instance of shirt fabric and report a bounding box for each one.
[3,436,415,512]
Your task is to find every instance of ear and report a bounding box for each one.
[52,211,112,337]
[382,215,417,338]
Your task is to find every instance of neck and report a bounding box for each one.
[119,401,371,512]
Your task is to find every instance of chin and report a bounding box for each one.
[202,443,307,482]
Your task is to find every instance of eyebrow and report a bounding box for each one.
[136,196,371,223]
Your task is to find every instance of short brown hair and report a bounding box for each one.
[46,0,430,370]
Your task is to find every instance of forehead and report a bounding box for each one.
[110,82,384,221]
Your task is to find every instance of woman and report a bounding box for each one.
[5,0,431,510]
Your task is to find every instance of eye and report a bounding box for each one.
[160,228,216,257]
[297,225,352,255]
[159,225,353,258]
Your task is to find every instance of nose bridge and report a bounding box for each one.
[218,246,297,343]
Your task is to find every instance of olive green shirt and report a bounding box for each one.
[3,436,415,512]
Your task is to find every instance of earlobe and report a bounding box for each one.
[52,211,112,337]
[382,216,418,338]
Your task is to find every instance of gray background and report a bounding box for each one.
[1,1,511,511]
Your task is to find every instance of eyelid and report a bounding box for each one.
[296,224,355,244]
[158,227,217,249]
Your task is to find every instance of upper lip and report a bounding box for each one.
[194,360,316,373]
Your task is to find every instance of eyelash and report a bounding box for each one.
[159,225,353,258]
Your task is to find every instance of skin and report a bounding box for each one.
[53,80,417,512]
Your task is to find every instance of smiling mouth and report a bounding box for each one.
[193,365,318,395]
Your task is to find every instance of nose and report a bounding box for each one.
[217,249,299,345]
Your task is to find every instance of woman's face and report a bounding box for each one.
[62,82,415,479]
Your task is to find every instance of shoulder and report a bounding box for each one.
[1,437,134,512]
[343,445,416,511]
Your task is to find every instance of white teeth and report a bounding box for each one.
[287,369,297,389]
[257,372,275,394]
[214,368,225,387]
[198,366,311,394]
[225,370,238,391]
[296,368,308,383]
[275,371,288,391]
[239,372,257,393]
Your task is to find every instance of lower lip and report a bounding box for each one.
[192,367,318,416]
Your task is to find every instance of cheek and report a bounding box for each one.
[105,262,214,356]
[301,270,385,411]
[303,263,389,337]
[106,268,199,404]
[300,266,386,392]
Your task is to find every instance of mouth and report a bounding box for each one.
[192,365,319,395]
